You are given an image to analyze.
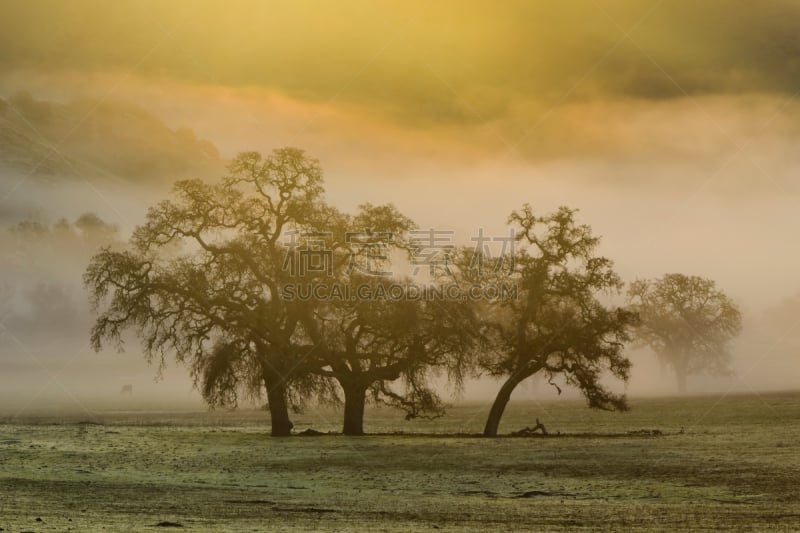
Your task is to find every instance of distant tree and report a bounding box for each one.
[85,148,334,436]
[763,294,800,345]
[0,213,119,351]
[13,282,85,337]
[456,206,636,437]
[4,212,120,273]
[74,212,119,241]
[627,274,743,393]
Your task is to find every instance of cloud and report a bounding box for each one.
[3,1,800,120]
[3,0,800,173]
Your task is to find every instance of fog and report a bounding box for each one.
[2,0,800,416]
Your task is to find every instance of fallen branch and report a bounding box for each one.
[510,418,548,437]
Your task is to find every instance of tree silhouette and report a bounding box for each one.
[84,149,476,436]
[294,203,478,435]
[307,274,478,435]
[0,213,119,355]
[451,205,635,437]
[627,273,742,393]
[85,148,334,436]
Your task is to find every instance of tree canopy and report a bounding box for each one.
[447,205,636,437]
[627,273,743,393]
[85,149,649,437]
[86,148,334,435]
[85,148,478,435]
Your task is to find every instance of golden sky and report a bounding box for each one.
[2,0,800,396]
[3,0,800,157]
[2,0,800,307]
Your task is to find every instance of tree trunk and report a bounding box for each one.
[263,369,293,437]
[483,371,527,437]
[342,381,369,436]
[672,351,689,394]
[675,369,688,394]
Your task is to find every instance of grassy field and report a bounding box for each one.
[1,392,799,531]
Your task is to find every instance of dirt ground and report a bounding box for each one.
[1,393,799,531]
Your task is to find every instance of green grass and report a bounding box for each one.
[1,392,799,531]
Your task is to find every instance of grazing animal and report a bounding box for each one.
[120,384,133,395]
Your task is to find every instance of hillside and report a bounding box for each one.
[0,92,224,185]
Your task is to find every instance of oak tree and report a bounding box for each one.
[627,273,742,393]
[297,204,478,435]
[453,206,636,437]
[85,148,333,436]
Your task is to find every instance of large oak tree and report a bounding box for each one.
[451,205,636,437]
[85,148,335,436]
[85,149,475,436]
[306,274,479,435]
[293,204,479,435]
